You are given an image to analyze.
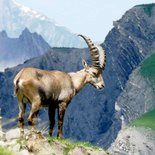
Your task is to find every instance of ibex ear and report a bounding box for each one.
[82,59,88,69]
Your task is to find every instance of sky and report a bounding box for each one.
[16,0,154,42]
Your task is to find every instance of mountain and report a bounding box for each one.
[1,3,155,149]
[98,3,155,147]
[109,52,155,154]
[109,109,155,155]
[116,53,155,125]
[0,28,51,71]
[0,0,85,48]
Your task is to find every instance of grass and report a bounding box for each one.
[139,53,155,130]
[0,147,14,155]
[140,53,155,91]
[136,3,155,17]
[130,108,155,131]
[48,137,99,155]
[16,138,27,150]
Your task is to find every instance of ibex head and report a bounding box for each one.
[79,35,106,90]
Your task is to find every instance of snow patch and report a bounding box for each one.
[0,0,85,47]
[115,102,121,112]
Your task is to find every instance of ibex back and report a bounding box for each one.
[13,35,106,138]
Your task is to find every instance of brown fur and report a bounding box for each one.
[13,35,106,138]
[14,66,104,138]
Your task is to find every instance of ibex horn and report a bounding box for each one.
[78,34,106,69]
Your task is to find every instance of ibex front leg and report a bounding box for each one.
[48,104,56,136]
[57,102,68,138]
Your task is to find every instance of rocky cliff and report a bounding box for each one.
[100,3,155,147]
[109,108,155,155]
[109,127,155,155]
[108,49,155,154]
[116,66,155,125]
[0,128,108,155]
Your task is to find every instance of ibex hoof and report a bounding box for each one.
[57,134,64,139]
[28,120,33,126]
[20,132,24,139]
[49,129,53,137]
[18,117,24,122]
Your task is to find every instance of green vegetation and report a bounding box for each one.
[136,3,155,17]
[0,147,14,155]
[48,137,99,155]
[140,55,155,130]
[140,53,155,91]
[130,108,155,131]
[16,139,27,150]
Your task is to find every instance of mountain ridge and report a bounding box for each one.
[0,0,85,47]
[0,28,51,71]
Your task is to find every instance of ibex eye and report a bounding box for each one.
[92,73,97,76]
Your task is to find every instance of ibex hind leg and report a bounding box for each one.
[18,96,26,138]
[28,97,41,133]
[28,110,39,133]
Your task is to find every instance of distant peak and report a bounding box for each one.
[22,27,30,33]
[20,28,42,39]
[19,28,32,38]
[12,0,51,22]
[0,30,8,38]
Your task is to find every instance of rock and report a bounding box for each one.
[68,146,108,155]
[50,140,66,155]
[68,146,89,155]
[0,128,108,155]
[0,141,5,147]
[5,128,20,141]
[12,143,20,152]
[108,127,155,155]
[6,139,17,146]
[0,130,5,140]
[19,149,32,155]
[24,130,53,155]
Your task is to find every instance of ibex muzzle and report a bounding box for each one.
[13,35,106,138]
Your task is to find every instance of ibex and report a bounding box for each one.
[13,35,106,138]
